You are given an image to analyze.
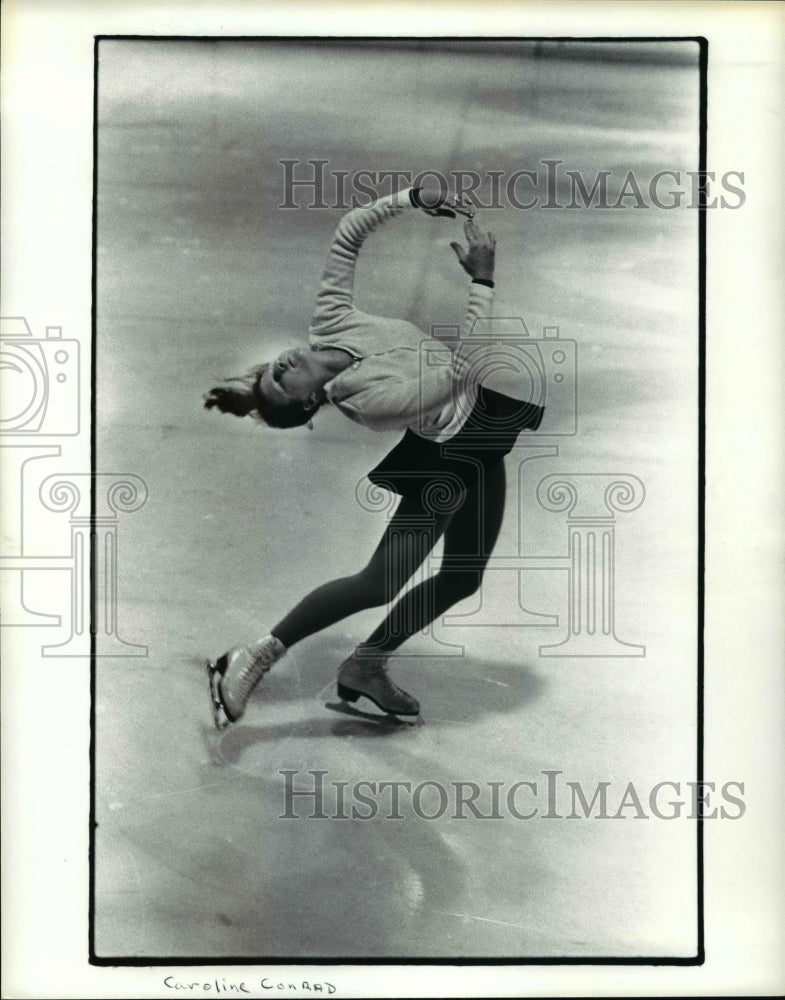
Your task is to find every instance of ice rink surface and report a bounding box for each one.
[94,39,701,959]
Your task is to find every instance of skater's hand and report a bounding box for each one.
[412,188,474,218]
[450,219,496,281]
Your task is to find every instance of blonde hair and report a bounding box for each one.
[204,364,321,429]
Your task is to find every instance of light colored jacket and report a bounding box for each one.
[309,188,494,441]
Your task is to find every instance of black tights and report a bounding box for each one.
[272,461,506,652]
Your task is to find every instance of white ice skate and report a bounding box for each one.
[205,634,286,729]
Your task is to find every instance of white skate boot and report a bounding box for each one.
[206,634,286,729]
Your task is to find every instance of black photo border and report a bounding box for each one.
[89,33,708,968]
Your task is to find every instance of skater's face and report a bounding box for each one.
[258,346,326,407]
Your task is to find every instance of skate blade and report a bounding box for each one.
[336,683,420,718]
[205,658,231,731]
[325,699,417,726]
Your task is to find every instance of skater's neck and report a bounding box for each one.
[310,346,358,380]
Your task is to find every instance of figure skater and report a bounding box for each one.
[203,186,543,727]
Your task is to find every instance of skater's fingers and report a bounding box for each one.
[450,240,467,263]
[451,194,475,218]
[468,220,490,246]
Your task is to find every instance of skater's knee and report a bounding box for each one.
[348,567,394,609]
[435,570,483,605]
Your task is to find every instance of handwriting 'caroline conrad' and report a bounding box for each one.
[204,187,544,726]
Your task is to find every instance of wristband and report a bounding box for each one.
[472,278,495,289]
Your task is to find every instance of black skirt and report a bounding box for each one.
[367,387,544,506]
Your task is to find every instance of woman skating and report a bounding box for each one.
[203,187,543,727]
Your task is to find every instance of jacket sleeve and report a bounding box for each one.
[458,281,494,341]
[310,188,420,332]
[448,280,496,385]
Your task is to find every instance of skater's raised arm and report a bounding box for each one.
[335,224,499,433]
[205,193,483,433]
[310,188,465,332]
[451,218,496,340]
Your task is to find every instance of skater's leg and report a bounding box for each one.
[271,495,450,648]
[209,495,450,727]
[336,462,506,715]
[363,460,506,652]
